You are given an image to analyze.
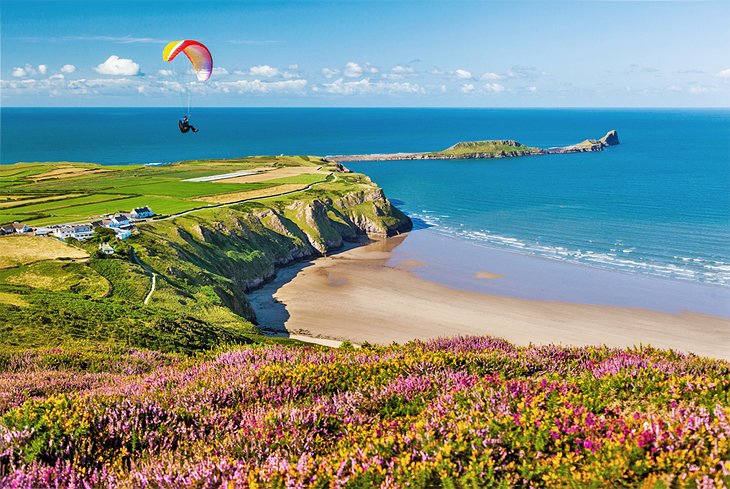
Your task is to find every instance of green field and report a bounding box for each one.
[115,180,275,198]
[0,157,331,225]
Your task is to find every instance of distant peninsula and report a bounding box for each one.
[324,130,619,162]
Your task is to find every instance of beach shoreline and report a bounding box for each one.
[249,230,730,360]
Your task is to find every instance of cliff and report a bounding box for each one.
[324,130,619,162]
[133,173,411,324]
[0,161,410,353]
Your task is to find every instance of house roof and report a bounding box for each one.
[133,206,151,213]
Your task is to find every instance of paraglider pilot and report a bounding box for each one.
[179,115,198,134]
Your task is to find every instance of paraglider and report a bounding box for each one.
[178,115,198,133]
[162,40,212,134]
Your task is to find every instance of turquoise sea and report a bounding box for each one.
[2,108,729,289]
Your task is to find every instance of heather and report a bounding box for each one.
[1,337,728,488]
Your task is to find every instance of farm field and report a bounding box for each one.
[0,156,334,226]
[0,235,88,268]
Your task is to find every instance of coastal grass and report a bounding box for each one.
[0,194,84,209]
[0,291,29,307]
[0,235,88,269]
[433,139,538,156]
[114,180,277,198]
[2,261,110,297]
[0,193,129,214]
[199,183,311,204]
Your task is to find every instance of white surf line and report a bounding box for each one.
[183,170,261,182]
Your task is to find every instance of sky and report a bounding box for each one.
[1,0,729,108]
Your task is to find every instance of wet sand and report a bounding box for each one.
[248,234,730,360]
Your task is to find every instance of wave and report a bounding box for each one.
[410,211,730,287]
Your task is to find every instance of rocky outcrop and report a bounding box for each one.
[324,130,620,162]
[600,130,620,146]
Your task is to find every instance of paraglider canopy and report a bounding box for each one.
[162,40,213,82]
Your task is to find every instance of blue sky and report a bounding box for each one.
[1,0,728,107]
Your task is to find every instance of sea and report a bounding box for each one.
[2,107,729,303]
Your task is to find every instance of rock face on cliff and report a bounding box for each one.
[600,130,620,146]
[133,179,411,323]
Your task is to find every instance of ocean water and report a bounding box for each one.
[2,108,729,287]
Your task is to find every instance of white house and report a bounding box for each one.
[99,242,115,255]
[115,228,132,240]
[52,224,94,241]
[131,206,154,219]
[108,214,131,228]
[34,227,51,236]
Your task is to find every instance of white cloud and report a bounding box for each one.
[688,85,712,94]
[344,62,363,78]
[214,78,308,94]
[94,55,140,76]
[392,65,415,75]
[480,72,502,80]
[717,68,730,79]
[454,69,472,80]
[526,86,537,93]
[158,69,174,77]
[249,65,278,77]
[61,64,77,74]
[383,65,416,80]
[484,83,505,93]
[322,68,339,79]
[460,83,475,93]
[11,64,48,77]
[288,64,300,71]
[211,67,229,76]
[323,78,424,95]
[48,73,65,81]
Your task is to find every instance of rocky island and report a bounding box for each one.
[324,129,620,162]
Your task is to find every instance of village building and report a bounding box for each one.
[51,224,94,241]
[131,206,154,219]
[34,227,51,236]
[1,222,32,235]
[12,222,31,233]
[91,218,112,228]
[114,228,133,240]
[108,214,132,228]
[99,242,115,255]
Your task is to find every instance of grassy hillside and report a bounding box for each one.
[0,337,727,487]
[0,158,410,355]
[430,140,539,157]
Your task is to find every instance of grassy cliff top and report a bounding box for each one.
[0,156,338,226]
[0,155,409,356]
[430,139,538,157]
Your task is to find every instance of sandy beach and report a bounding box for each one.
[249,233,730,360]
